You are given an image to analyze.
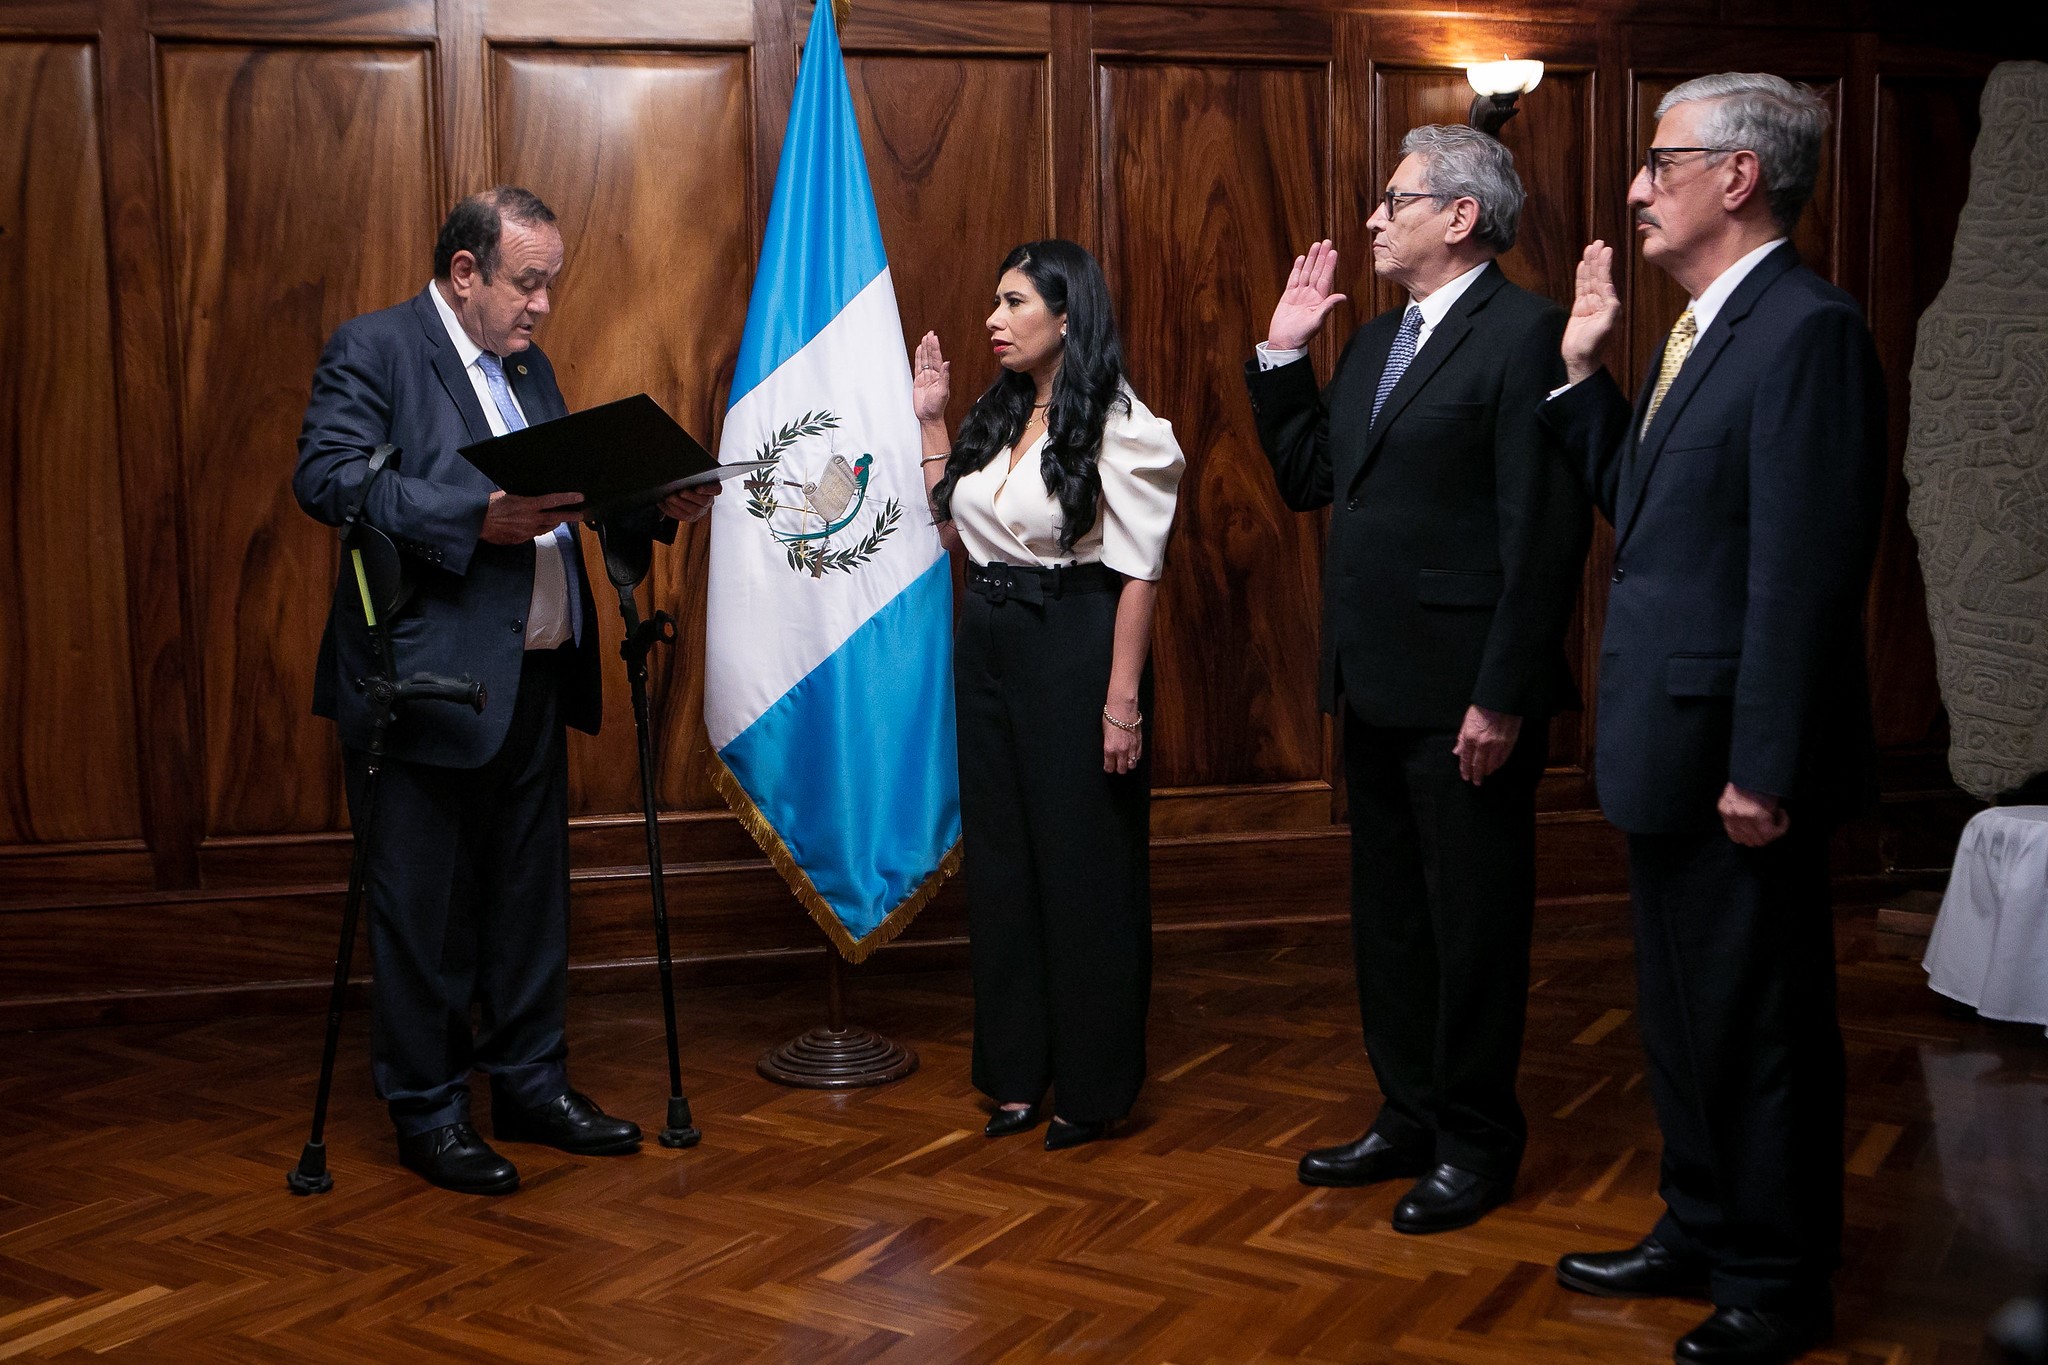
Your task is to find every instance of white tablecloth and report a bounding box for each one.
[1925,805,2048,1035]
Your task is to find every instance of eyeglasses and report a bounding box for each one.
[1642,146,1743,186]
[1380,189,1447,219]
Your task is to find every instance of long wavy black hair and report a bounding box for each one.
[929,240,1129,554]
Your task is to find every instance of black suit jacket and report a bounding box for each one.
[293,286,604,769]
[1541,244,1885,833]
[1244,262,1589,730]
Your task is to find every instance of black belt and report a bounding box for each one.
[965,560,1118,606]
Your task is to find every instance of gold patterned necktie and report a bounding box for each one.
[1640,307,1698,438]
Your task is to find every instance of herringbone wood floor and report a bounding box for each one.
[3,903,2043,1363]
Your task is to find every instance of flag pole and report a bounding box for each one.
[756,950,918,1088]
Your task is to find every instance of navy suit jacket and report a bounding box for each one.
[1541,244,1885,833]
[294,286,604,769]
[1245,262,1590,728]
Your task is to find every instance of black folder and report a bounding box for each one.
[458,393,769,520]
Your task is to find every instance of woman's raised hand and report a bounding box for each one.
[912,331,951,424]
[1266,240,1348,352]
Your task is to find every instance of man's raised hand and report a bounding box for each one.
[1562,240,1620,385]
[1266,240,1348,353]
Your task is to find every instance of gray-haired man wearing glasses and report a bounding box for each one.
[1243,125,1589,1235]
[1543,73,1885,1365]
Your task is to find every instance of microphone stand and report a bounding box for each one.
[595,516,700,1149]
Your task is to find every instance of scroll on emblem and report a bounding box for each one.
[808,456,859,523]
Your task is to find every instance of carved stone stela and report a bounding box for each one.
[1905,62,2048,801]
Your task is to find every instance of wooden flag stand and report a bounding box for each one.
[756,951,918,1088]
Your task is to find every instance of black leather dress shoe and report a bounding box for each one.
[1043,1116,1113,1151]
[1556,1239,1712,1299]
[984,1105,1040,1138]
[493,1090,642,1155]
[1296,1132,1431,1188]
[398,1122,519,1195]
[1390,1163,1512,1234]
[1674,1305,1831,1364]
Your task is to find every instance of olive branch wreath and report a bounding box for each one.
[741,410,901,578]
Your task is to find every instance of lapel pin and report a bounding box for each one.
[516,364,528,375]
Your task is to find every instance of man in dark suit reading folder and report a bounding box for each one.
[1244,125,1589,1234]
[1542,75,1884,1365]
[293,186,715,1194]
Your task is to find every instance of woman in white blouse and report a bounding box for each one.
[911,240,1185,1151]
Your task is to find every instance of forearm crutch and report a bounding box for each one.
[288,447,485,1195]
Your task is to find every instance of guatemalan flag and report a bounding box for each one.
[704,0,960,962]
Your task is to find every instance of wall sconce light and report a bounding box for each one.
[1466,59,1544,137]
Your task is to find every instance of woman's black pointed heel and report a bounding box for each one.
[984,1104,1040,1138]
[1043,1116,1115,1151]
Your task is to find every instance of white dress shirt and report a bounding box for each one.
[950,386,1186,581]
[1684,236,1788,336]
[428,281,573,651]
[1546,237,1789,401]
[1254,258,1492,371]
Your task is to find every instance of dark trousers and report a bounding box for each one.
[1342,712,1545,1180]
[1627,824,1844,1312]
[955,568,1151,1123]
[345,648,573,1137]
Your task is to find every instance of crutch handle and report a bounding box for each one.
[394,673,487,713]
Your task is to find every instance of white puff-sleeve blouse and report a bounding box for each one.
[949,387,1186,582]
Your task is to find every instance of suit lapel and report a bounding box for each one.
[1615,326,1733,547]
[505,352,562,425]
[1343,263,1503,495]
[1333,312,1400,496]
[1616,243,1801,551]
[1363,311,1472,456]
[412,288,494,447]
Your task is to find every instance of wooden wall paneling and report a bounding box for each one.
[144,0,435,39]
[1326,11,1374,358]
[0,41,147,873]
[1322,12,1371,821]
[826,0,1049,51]
[0,0,2016,1025]
[0,2,98,34]
[438,0,488,204]
[489,48,755,817]
[158,43,440,851]
[1837,32,1878,311]
[1571,19,1629,786]
[1864,69,1986,750]
[1049,3,1094,244]
[487,0,751,44]
[752,0,797,229]
[1089,4,1331,60]
[1096,55,1331,809]
[80,0,209,894]
[841,44,1052,437]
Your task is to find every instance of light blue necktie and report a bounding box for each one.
[477,352,581,646]
[1370,305,1425,429]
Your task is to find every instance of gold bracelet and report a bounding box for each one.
[1102,706,1142,733]
[920,451,951,465]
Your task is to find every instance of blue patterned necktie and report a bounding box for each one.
[476,352,582,646]
[1370,305,1425,429]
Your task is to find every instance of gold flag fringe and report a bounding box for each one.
[710,757,962,965]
